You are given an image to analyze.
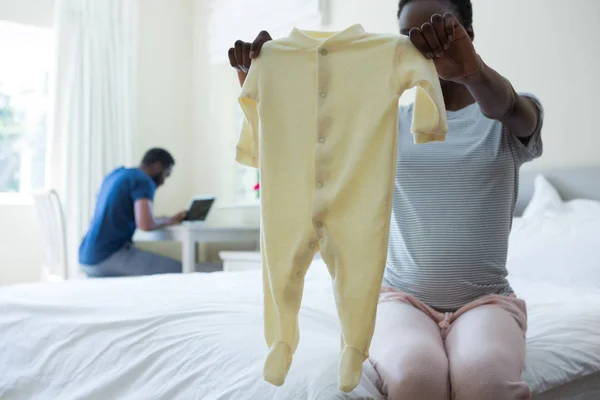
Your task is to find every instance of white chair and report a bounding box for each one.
[31,189,69,281]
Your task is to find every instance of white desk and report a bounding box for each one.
[133,224,260,274]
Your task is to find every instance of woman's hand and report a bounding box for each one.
[228,31,272,87]
[410,13,540,137]
[408,13,481,82]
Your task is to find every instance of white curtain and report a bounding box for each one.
[47,0,138,278]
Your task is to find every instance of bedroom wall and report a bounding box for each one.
[190,0,258,229]
[469,0,600,170]
[0,203,43,285]
[138,0,194,217]
[135,0,195,260]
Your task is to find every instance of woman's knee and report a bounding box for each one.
[450,357,531,400]
[382,351,449,399]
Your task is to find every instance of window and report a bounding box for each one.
[210,0,323,204]
[0,21,52,193]
[234,163,260,204]
[232,108,260,204]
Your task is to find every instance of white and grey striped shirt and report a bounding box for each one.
[383,94,544,311]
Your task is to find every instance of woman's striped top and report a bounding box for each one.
[383,94,544,311]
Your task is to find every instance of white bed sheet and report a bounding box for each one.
[510,276,600,396]
[1,261,599,400]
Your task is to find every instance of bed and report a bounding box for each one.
[1,166,600,400]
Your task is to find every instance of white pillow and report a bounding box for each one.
[508,175,600,288]
[521,175,563,218]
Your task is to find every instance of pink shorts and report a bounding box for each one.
[378,286,528,339]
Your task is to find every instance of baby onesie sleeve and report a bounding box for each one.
[394,39,448,144]
[235,60,261,168]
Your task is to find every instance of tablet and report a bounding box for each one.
[184,196,216,222]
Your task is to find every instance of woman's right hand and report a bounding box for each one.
[228,31,272,87]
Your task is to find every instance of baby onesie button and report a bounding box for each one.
[309,242,316,249]
[318,137,326,143]
[316,181,324,188]
[316,221,323,228]
[319,237,325,244]
[320,48,328,56]
[320,92,327,99]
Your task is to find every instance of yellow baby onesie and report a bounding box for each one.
[235,24,448,392]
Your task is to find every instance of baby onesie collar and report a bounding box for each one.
[288,24,366,49]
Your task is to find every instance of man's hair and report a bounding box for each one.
[397,0,473,28]
[141,148,175,168]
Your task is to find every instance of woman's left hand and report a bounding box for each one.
[409,13,481,82]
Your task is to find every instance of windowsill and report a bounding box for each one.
[0,193,34,206]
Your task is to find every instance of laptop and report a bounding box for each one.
[183,195,216,223]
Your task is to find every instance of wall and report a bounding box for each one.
[137,0,194,216]
[192,0,215,203]
[325,0,398,32]
[0,202,43,285]
[190,0,259,228]
[135,0,195,259]
[469,0,600,169]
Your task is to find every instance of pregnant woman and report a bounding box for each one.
[228,0,544,398]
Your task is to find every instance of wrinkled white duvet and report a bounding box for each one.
[1,261,599,400]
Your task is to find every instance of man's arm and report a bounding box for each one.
[134,199,185,231]
[461,60,540,139]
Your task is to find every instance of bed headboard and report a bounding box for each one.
[515,165,600,216]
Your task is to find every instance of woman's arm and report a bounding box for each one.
[461,60,540,138]
[408,13,540,139]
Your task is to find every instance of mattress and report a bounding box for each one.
[1,261,599,400]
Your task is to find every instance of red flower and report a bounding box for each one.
[254,183,260,191]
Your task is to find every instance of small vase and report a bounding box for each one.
[255,170,260,199]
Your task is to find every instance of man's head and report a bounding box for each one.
[140,148,175,188]
[398,0,474,40]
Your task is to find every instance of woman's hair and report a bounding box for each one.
[397,0,473,28]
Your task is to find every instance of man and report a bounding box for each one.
[79,148,187,277]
